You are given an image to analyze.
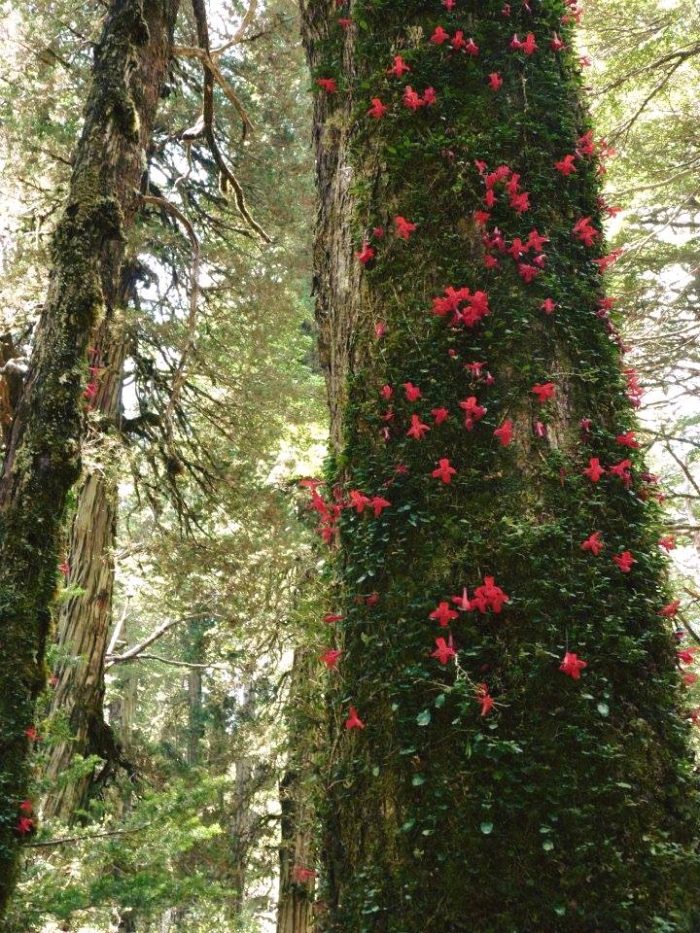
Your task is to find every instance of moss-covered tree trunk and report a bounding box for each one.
[0,0,179,911]
[301,1,700,929]
[42,324,128,823]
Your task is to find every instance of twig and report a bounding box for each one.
[25,824,151,848]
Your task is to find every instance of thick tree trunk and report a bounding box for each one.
[302,1,700,930]
[0,0,179,912]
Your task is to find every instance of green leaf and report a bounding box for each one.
[416,709,431,727]
[411,774,426,787]
[597,701,610,717]
[480,822,493,835]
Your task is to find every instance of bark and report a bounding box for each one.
[276,650,317,933]
[42,308,131,822]
[302,1,700,930]
[0,0,180,912]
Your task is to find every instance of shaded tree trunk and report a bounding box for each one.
[0,0,180,912]
[302,1,700,930]
[277,649,317,933]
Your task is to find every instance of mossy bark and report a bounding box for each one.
[302,1,700,930]
[0,0,179,912]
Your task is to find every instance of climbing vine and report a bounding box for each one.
[304,0,700,929]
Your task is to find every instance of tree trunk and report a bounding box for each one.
[0,0,180,912]
[277,650,317,933]
[42,321,128,823]
[301,2,700,930]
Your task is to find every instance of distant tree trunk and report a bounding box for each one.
[302,1,700,930]
[0,0,180,913]
[42,322,128,822]
[277,649,317,933]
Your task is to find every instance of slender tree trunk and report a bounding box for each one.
[0,0,180,912]
[302,2,700,930]
[277,650,317,933]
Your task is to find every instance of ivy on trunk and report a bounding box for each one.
[302,0,700,929]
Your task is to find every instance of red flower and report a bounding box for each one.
[527,228,548,252]
[464,37,479,56]
[660,599,681,618]
[678,648,697,666]
[15,817,34,835]
[609,458,632,487]
[19,800,33,815]
[518,263,540,283]
[24,726,39,742]
[541,298,557,315]
[459,396,487,430]
[659,535,676,551]
[550,32,565,51]
[466,361,485,378]
[356,242,375,265]
[387,55,410,77]
[521,32,538,55]
[394,215,417,239]
[431,26,450,45]
[368,98,388,119]
[370,496,391,517]
[429,600,459,627]
[472,576,509,614]
[554,154,577,176]
[442,0,455,9]
[345,706,365,730]
[431,636,457,665]
[407,414,431,440]
[320,649,342,669]
[292,866,317,884]
[474,210,491,226]
[84,381,98,402]
[510,191,530,214]
[573,216,599,247]
[451,29,467,50]
[403,381,422,401]
[338,17,352,27]
[324,613,344,624]
[488,72,503,91]
[58,560,70,578]
[531,382,556,403]
[380,384,393,400]
[374,322,386,339]
[533,420,547,439]
[510,33,523,49]
[612,550,636,573]
[317,78,337,93]
[403,86,423,110]
[431,407,450,425]
[583,458,605,482]
[493,419,513,447]
[577,130,596,156]
[421,87,437,106]
[616,431,639,448]
[560,651,587,679]
[350,490,372,513]
[593,248,623,273]
[432,458,457,484]
[451,587,471,611]
[476,684,495,716]
[581,532,604,556]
